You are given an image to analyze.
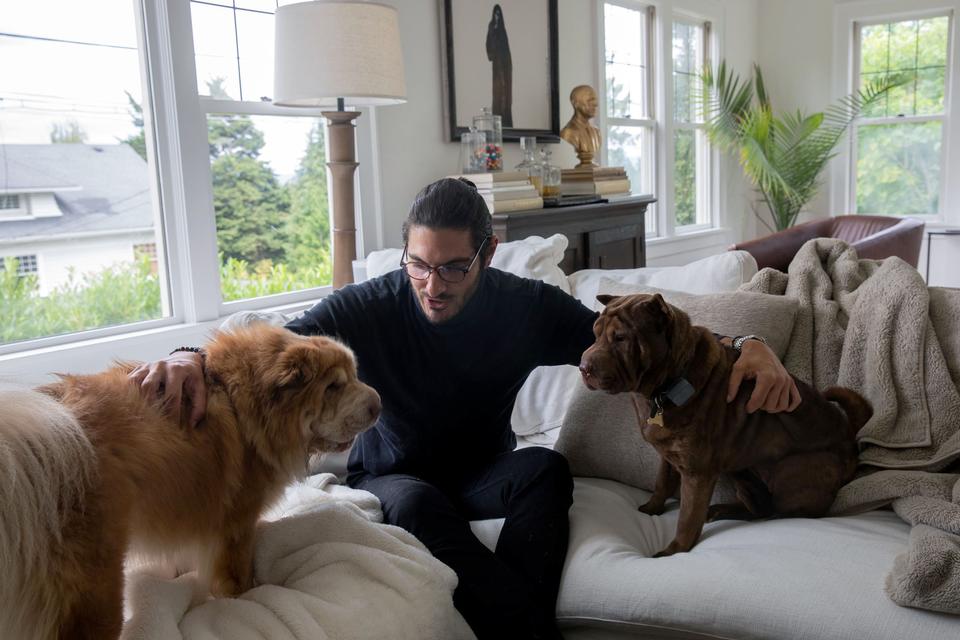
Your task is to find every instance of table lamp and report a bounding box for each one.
[274,0,407,288]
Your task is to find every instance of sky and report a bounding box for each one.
[0,0,312,183]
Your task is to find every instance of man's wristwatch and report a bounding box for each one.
[732,334,767,353]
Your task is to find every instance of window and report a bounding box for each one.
[600,2,716,239]
[134,241,158,275]
[0,0,351,356]
[671,19,711,229]
[852,14,950,216]
[0,195,21,209]
[0,0,169,347]
[601,2,656,234]
[190,1,332,304]
[0,254,38,276]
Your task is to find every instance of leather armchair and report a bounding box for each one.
[730,215,925,272]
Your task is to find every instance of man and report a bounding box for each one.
[560,85,602,168]
[133,177,800,639]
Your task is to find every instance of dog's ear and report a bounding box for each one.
[274,343,323,389]
[635,293,674,332]
[651,293,673,319]
[596,294,620,307]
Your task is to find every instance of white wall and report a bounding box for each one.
[756,0,835,225]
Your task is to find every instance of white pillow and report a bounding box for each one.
[489,234,571,293]
[510,364,581,436]
[364,234,571,294]
[365,247,404,279]
[568,250,757,309]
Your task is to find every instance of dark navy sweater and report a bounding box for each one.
[285,268,598,483]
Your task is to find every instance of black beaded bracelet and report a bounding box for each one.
[169,346,206,359]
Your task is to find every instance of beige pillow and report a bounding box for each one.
[555,280,800,497]
[595,278,799,359]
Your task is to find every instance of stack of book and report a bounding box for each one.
[560,166,632,198]
[450,171,544,213]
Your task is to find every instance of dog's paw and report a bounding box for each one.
[705,504,729,522]
[637,501,665,516]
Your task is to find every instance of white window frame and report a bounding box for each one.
[670,14,713,233]
[832,0,960,226]
[596,0,721,242]
[0,0,379,359]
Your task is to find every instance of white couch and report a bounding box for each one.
[355,236,960,639]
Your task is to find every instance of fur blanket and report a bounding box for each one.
[121,474,475,640]
[740,238,960,615]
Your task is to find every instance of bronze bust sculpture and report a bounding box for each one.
[560,85,602,168]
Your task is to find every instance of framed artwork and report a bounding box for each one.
[440,0,560,142]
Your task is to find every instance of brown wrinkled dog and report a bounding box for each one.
[0,324,381,640]
[579,293,870,557]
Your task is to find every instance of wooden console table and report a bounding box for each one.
[491,195,655,274]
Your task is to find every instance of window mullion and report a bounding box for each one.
[606,116,657,127]
[144,0,222,323]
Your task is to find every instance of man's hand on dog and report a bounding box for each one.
[129,353,207,428]
[726,339,801,413]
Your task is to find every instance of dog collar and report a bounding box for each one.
[649,377,695,418]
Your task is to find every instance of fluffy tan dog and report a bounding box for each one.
[0,324,381,640]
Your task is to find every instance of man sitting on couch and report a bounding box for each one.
[131,177,799,640]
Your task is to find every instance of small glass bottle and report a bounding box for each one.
[472,106,503,171]
[514,136,543,194]
[459,126,487,174]
[539,147,562,197]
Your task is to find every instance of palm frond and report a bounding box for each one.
[701,60,905,230]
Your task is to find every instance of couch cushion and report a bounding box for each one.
[568,250,758,308]
[595,280,799,359]
[558,478,960,639]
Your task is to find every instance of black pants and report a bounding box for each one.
[348,447,573,640]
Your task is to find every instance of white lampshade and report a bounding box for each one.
[273,1,407,108]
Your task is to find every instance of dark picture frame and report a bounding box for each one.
[440,0,560,142]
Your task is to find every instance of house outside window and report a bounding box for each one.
[0,0,168,347]
[134,241,159,275]
[190,0,333,304]
[852,14,950,216]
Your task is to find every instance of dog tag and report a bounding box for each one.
[646,413,664,427]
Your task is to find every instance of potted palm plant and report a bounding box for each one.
[702,61,905,231]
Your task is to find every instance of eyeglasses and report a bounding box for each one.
[400,236,489,283]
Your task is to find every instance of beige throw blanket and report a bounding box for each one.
[740,238,960,614]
